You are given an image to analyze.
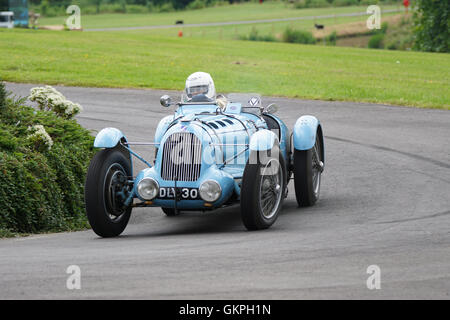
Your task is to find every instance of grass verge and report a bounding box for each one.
[38,4,399,29]
[0,29,448,109]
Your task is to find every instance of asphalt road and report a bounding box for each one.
[1,83,449,299]
[85,9,401,32]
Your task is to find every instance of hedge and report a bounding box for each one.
[0,81,94,237]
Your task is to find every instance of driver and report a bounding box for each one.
[184,72,216,103]
[184,72,228,109]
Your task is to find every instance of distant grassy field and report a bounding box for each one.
[124,10,399,41]
[39,3,399,29]
[1,29,448,109]
[37,3,400,44]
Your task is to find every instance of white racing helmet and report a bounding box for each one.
[184,72,216,103]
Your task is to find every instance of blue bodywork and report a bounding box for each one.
[292,115,321,150]
[249,130,279,152]
[94,98,323,211]
[94,127,128,148]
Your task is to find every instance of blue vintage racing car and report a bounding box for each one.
[85,74,324,237]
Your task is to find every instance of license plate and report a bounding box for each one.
[158,187,199,200]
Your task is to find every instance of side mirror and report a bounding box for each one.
[160,95,172,107]
[265,103,278,114]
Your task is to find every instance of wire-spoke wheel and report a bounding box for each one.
[293,129,324,207]
[259,158,283,220]
[85,147,133,237]
[241,145,286,230]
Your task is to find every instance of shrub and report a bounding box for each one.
[368,33,385,49]
[0,81,6,109]
[333,0,358,7]
[29,86,83,119]
[380,21,388,34]
[159,2,175,12]
[100,3,127,14]
[0,125,18,151]
[294,0,330,9]
[39,0,49,16]
[187,0,207,10]
[239,27,277,42]
[27,125,54,152]
[0,83,94,237]
[37,0,66,17]
[400,15,411,26]
[282,27,316,44]
[387,42,397,50]
[325,31,337,45]
[125,4,149,13]
[247,27,260,41]
[413,0,450,52]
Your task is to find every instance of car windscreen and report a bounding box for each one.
[227,93,262,108]
[227,93,262,115]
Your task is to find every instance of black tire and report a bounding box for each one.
[240,146,286,230]
[162,207,180,216]
[293,131,323,207]
[85,147,132,237]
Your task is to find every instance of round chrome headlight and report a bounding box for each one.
[137,178,159,200]
[199,180,222,203]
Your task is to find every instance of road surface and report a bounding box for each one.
[1,83,449,299]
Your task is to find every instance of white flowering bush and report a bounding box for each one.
[29,86,83,119]
[27,124,54,151]
[1,81,94,236]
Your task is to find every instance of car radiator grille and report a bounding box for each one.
[161,132,202,181]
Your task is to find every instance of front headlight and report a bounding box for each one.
[137,178,159,200]
[199,180,221,202]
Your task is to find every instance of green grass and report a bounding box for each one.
[38,3,399,29]
[1,29,449,109]
[124,10,398,41]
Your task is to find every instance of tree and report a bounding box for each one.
[413,0,449,53]
[0,0,8,11]
[94,0,102,14]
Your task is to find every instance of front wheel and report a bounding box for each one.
[85,147,133,237]
[240,146,286,230]
[161,207,180,217]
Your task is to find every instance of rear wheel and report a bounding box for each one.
[293,131,324,207]
[241,146,286,230]
[85,147,132,237]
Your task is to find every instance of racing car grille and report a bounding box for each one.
[161,132,202,181]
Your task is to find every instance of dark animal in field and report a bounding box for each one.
[175,20,184,25]
[314,23,324,30]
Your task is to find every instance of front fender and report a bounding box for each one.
[249,129,279,151]
[94,127,128,148]
[293,115,320,150]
